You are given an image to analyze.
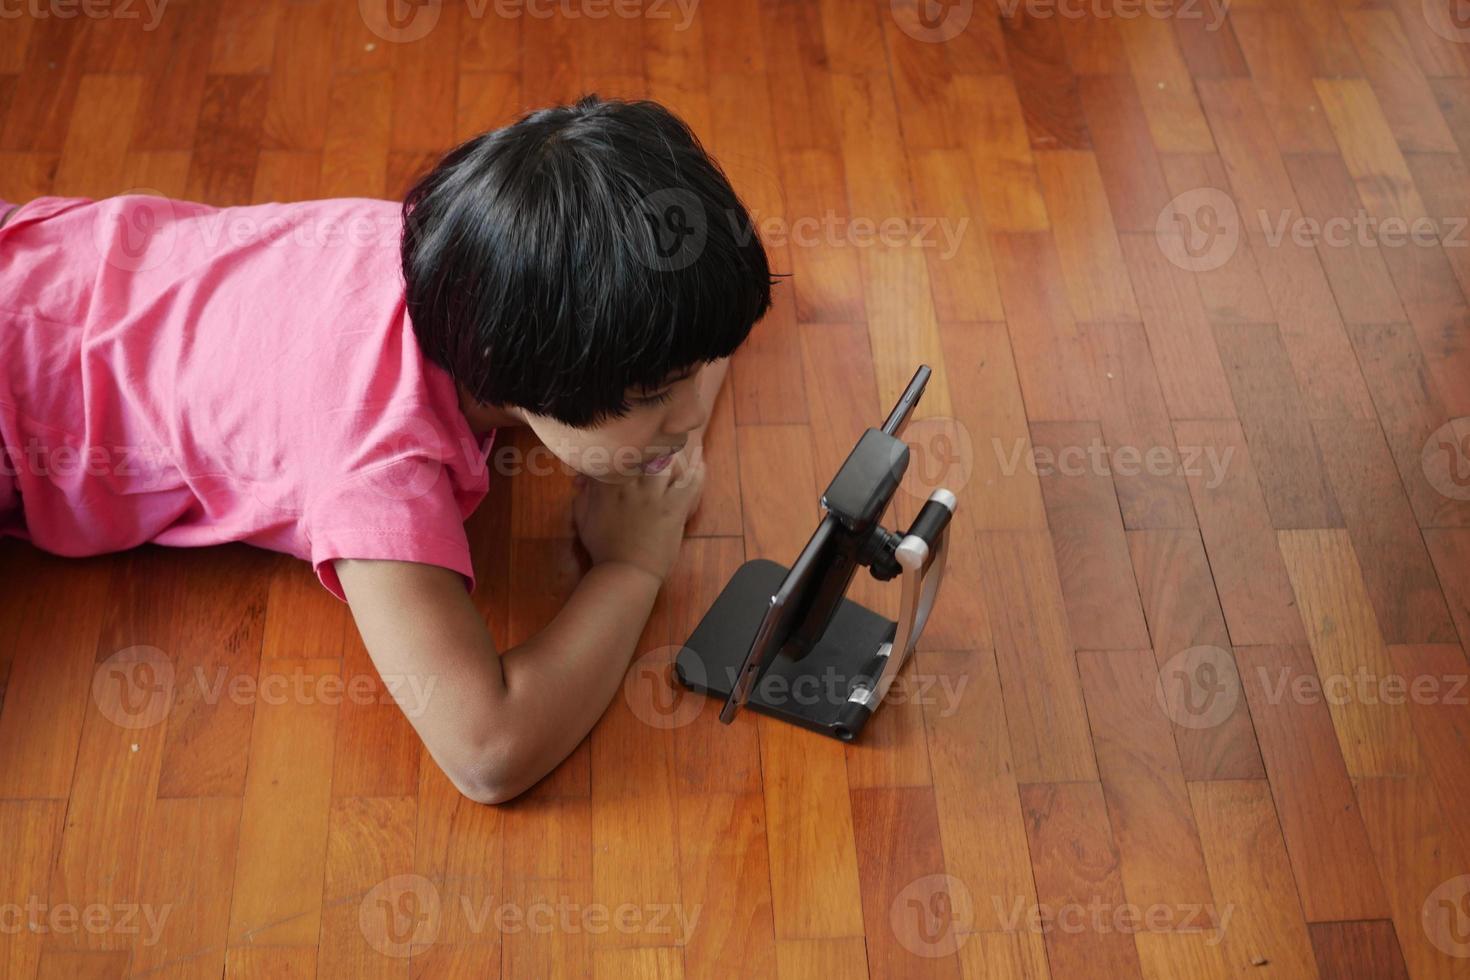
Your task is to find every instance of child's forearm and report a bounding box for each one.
[490,559,663,798]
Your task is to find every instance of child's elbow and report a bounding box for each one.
[446,742,535,806]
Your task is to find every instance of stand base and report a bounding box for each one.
[675,559,897,741]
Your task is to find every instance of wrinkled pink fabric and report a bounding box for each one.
[0,194,497,602]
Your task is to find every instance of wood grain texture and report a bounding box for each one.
[1,3,1465,974]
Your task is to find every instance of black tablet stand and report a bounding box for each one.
[674,366,957,741]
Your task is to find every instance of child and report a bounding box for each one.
[0,95,777,803]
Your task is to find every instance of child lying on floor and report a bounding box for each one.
[0,94,777,803]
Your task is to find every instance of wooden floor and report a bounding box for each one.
[3,0,1470,977]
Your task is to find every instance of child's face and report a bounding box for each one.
[523,360,719,482]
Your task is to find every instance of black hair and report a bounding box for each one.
[401,93,782,428]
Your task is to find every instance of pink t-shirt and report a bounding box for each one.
[0,194,498,602]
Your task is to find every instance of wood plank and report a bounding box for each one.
[132,797,241,977]
[1128,529,1265,780]
[1425,530,1470,648]
[1313,419,1458,644]
[851,786,964,976]
[951,74,1050,232]
[1388,644,1470,862]
[1342,10,1458,154]
[910,148,1005,323]
[1118,15,1215,153]
[918,650,1038,934]
[1076,650,1215,918]
[1157,152,1277,325]
[227,657,339,947]
[1173,420,1307,646]
[1018,782,1142,980]
[998,7,1091,150]
[1310,921,1410,980]
[1188,780,1321,978]
[937,321,1048,533]
[991,231,1102,422]
[1196,77,1377,420]
[977,531,1098,784]
[1078,322,1196,529]
[1118,232,1236,420]
[1346,322,1470,528]
[1227,11,1338,153]
[319,796,417,977]
[778,148,865,323]
[0,552,111,799]
[1034,150,1139,323]
[676,791,778,978]
[0,800,64,980]
[1031,422,1151,651]
[1212,321,1342,530]
[1353,775,1470,979]
[1234,644,1391,921]
[1281,152,1408,327]
[1077,72,1173,232]
[1278,529,1426,777]
[760,718,866,940]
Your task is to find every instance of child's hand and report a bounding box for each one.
[572,451,707,583]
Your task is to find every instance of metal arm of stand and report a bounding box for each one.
[835,488,956,736]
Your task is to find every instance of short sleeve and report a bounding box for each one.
[306,452,478,603]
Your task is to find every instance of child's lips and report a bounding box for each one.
[642,453,676,474]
